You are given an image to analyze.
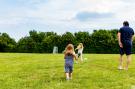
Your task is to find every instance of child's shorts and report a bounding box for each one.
[77,53,81,57]
[65,65,73,73]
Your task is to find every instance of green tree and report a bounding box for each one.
[91,30,118,53]
[60,32,75,52]
[16,37,36,53]
[0,33,16,52]
[74,31,91,53]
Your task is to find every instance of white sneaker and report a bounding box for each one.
[118,66,123,70]
[66,77,70,80]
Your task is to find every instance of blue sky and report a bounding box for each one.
[0,0,135,41]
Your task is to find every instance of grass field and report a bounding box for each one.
[0,53,135,89]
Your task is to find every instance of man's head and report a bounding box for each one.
[123,21,129,26]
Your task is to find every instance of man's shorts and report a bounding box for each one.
[119,43,132,55]
[65,65,73,73]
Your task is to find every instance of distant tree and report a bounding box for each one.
[91,30,118,53]
[0,33,16,52]
[60,32,75,52]
[41,33,61,53]
[16,37,36,53]
[132,36,135,54]
[0,29,124,54]
[74,31,91,53]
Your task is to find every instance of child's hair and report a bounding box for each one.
[79,43,83,48]
[65,44,75,53]
[64,44,77,60]
[77,43,83,49]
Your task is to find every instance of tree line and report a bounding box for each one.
[0,29,135,53]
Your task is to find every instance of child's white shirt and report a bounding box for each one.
[78,48,83,54]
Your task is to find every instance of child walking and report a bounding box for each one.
[75,43,84,62]
[64,44,77,80]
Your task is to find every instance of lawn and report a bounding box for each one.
[0,53,135,89]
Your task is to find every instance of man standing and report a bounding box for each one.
[118,21,134,70]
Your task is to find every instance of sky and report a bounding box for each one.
[0,0,135,41]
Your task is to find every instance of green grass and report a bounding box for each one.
[0,53,135,89]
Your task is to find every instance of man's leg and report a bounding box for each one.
[125,44,132,70]
[126,54,131,70]
[118,47,124,69]
[118,55,123,69]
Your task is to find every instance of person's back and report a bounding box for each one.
[120,26,134,43]
[64,44,77,80]
[65,53,74,66]
[118,21,134,70]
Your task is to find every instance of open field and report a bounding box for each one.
[0,53,135,89]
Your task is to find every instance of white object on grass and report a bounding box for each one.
[84,58,88,60]
[118,66,123,70]
[53,46,58,54]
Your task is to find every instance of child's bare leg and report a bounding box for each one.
[80,54,83,62]
[65,73,69,80]
[69,73,72,79]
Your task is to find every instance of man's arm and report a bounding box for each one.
[117,32,123,48]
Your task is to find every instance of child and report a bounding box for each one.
[64,44,77,80]
[75,43,84,62]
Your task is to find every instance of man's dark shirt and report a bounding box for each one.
[119,26,134,46]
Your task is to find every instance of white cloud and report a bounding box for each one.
[0,0,135,41]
